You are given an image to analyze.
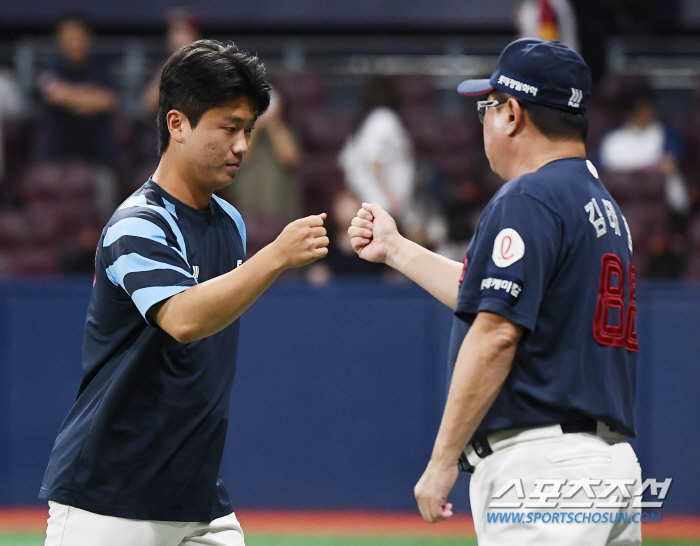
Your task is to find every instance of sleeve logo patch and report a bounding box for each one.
[480,273,523,305]
[492,228,525,268]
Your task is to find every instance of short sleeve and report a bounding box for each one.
[101,208,196,323]
[456,193,562,331]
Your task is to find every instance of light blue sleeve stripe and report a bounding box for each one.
[212,195,246,254]
[105,253,193,289]
[131,285,191,320]
[141,205,189,264]
[115,196,189,265]
[162,198,178,219]
[118,195,147,210]
[103,217,168,248]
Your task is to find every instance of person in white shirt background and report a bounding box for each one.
[599,87,691,216]
[339,76,415,227]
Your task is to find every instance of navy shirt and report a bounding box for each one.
[43,54,116,166]
[40,180,246,521]
[449,158,638,441]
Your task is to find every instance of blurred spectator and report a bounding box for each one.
[599,87,691,278]
[141,8,201,114]
[227,89,302,224]
[516,0,579,52]
[599,88,691,216]
[0,67,24,187]
[306,188,385,285]
[339,76,416,227]
[37,13,118,219]
[38,14,116,167]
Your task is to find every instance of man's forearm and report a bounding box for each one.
[386,236,463,308]
[59,84,116,114]
[155,243,284,343]
[431,311,521,464]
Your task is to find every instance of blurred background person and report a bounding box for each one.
[306,188,385,285]
[516,0,579,52]
[598,86,692,278]
[599,87,690,213]
[37,14,116,169]
[140,7,201,114]
[36,13,118,220]
[339,76,416,229]
[0,63,24,201]
[223,88,303,256]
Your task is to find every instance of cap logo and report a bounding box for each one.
[568,88,583,108]
[497,75,538,97]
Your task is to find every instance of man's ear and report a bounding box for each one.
[167,110,189,144]
[504,98,526,137]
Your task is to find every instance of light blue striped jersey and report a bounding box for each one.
[40,180,246,522]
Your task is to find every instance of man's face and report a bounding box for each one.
[482,92,509,176]
[179,96,256,192]
[57,20,91,66]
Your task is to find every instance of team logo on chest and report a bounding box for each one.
[492,228,525,268]
[192,265,200,281]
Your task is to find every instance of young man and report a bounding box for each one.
[40,40,328,546]
[349,39,641,545]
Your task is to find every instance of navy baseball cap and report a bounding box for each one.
[457,38,591,113]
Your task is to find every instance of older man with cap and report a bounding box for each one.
[348,38,641,545]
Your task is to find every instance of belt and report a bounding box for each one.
[458,418,626,474]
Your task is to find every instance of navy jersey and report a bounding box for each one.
[448,158,637,441]
[40,180,246,522]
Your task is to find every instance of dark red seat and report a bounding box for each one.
[601,170,666,204]
[402,107,481,157]
[617,202,669,251]
[22,161,97,201]
[394,75,435,107]
[242,214,289,257]
[301,110,353,153]
[298,153,344,214]
[273,72,328,128]
[401,106,445,156]
[0,247,58,276]
[273,71,327,107]
[430,150,484,185]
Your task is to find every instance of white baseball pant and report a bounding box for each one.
[469,426,642,546]
[44,501,245,546]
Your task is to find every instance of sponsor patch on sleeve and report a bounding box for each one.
[480,272,523,305]
[492,228,525,268]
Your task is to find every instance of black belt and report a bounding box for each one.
[458,418,599,474]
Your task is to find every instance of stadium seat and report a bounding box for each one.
[401,106,446,156]
[273,71,328,128]
[394,74,436,107]
[301,109,353,153]
[430,150,484,185]
[242,213,289,257]
[402,107,481,157]
[600,170,666,204]
[0,247,58,276]
[298,153,344,214]
[22,161,97,201]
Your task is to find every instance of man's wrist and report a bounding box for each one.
[384,233,406,269]
[431,444,463,467]
[259,240,289,273]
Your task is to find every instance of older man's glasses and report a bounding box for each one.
[477,99,508,123]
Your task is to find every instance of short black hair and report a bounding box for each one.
[492,90,588,142]
[157,39,271,155]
